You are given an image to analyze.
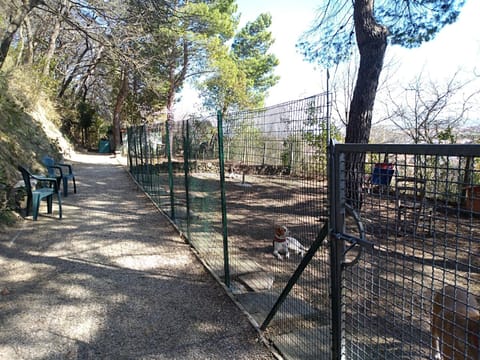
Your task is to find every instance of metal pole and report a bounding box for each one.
[326,69,331,145]
[217,110,230,288]
[165,121,176,221]
[329,141,345,360]
[183,119,191,241]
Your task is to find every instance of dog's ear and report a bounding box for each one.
[274,225,280,235]
[274,225,283,236]
[275,225,287,237]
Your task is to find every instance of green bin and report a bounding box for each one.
[98,140,111,153]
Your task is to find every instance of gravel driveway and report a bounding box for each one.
[0,152,278,360]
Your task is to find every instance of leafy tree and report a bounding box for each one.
[199,12,279,114]
[231,13,279,108]
[298,0,465,208]
[198,43,251,114]
[129,0,238,155]
[299,0,465,144]
[0,0,43,69]
[77,101,95,146]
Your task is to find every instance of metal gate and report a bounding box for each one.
[330,143,480,359]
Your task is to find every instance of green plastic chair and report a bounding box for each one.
[42,156,77,197]
[18,165,62,221]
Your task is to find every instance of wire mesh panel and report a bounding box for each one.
[127,95,332,359]
[127,122,177,216]
[334,143,480,360]
[182,115,225,279]
[222,94,332,359]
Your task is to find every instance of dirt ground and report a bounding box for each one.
[0,152,278,360]
[183,170,480,359]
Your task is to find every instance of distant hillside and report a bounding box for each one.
[0,69,73,226]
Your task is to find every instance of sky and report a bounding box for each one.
[175,0,480,117]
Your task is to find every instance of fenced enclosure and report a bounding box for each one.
[332,143,480,359]
[127,95,480,360]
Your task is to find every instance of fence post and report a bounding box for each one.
[133,127,140,177]
[165,121,176,221]
[140,125,146,184]
[217,110,230,288]
[262,142,266,166]
[145,125,152,191]
[127,127,133,173]
[183,119,191,241]
[329,141,345,360]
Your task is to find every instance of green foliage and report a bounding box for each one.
[438,126,456,144]
[199,44,251,112]
[0,66,72,225]
[225,120,264,163]
[78,101,95,131]
[130,0,238,99]
[199,12,279,113]
[300,101,343,174]
[190,117,217,146]
[298,0,465,67]
[232,12,279,106]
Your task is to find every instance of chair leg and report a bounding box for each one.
[57,191,62,219]
[32,193,41,221]
[26,193,32,217]
[63,177,68,197]
[47,195,53,214]
[72,176,77,194]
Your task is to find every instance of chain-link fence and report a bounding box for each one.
[127,94,332,359]
[332,143,480,359]
[127,97,480,359]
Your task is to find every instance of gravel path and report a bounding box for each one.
[0,152,277,360]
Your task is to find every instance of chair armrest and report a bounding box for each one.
[31,175,60,191]
[56,163,73,175]
[46,165,64,177]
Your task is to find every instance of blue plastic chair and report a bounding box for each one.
[42,156,77,197]
[371,163,395,186]
[18,165,62,221]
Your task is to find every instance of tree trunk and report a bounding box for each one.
[15,24,25,66]
[43,0,69,76]
[166,73,175,159]
[0,0,42,69]
[166,38,189,158]
[345,0,388,208]
[57,40,90,98]
[75,45,104,100]
[23,16,34,65]
[43,19,61,76]
[112,67,129,152]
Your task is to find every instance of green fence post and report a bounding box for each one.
[140,125,146,185]
[183,119,191,241]
[330,141,345,360]
[217,110,230,288]
[165,121,176,221]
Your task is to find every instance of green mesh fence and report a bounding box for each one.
[127,94,332,359]
[221,95,332,359]
[127,99,480,360]
[332,143,480,360]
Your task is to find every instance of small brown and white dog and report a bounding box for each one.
[431,285,480,360]
[273,225,308,260]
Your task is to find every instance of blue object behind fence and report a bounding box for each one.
[371,163,395,186]
[99,140,111,153]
